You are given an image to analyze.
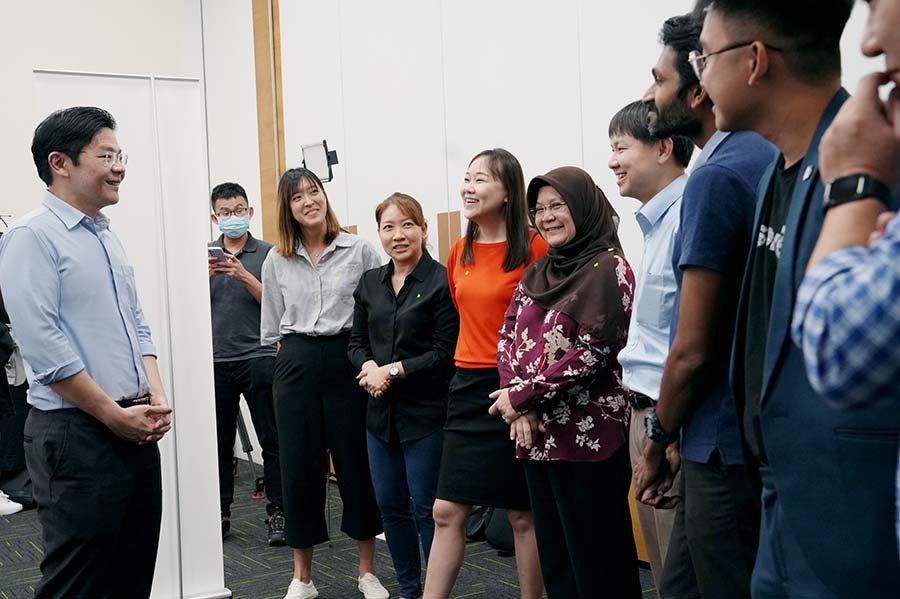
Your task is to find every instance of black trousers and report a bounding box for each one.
[659,454,761,599]
[24,408,162,599]
[273,333,382,548]
[214,355,283,516]
[524,445,641,599]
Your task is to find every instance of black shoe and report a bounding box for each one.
[222,516,231,539]
[267,509,286,546]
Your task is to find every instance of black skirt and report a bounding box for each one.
[436,367,530,510]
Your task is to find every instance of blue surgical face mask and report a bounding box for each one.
[218,215,250,239]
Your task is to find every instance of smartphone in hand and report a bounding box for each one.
[208,247,227,262]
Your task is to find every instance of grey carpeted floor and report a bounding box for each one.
[0,459,657,598]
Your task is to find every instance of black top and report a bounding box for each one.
[209,233,277,361]
[348,252,459,443]
[743,155,800,462]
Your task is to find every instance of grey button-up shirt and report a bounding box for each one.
[260,232,383,343]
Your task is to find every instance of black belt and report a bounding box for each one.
[118,395,151,408]
[627,391,655,410]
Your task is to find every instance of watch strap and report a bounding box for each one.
[824,174,892,212]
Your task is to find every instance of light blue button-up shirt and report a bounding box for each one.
[0,191,155,410]
[618,174,687,398]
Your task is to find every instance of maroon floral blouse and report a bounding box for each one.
[497,255,635,462]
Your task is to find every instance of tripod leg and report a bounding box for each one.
[326,449,333,547]
[235,407,259,482]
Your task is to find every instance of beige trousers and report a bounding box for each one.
[629,406,682,592]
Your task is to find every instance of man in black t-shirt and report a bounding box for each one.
[698,1,900,597]
[208,182,285,545]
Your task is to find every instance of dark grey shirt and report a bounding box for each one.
[209,233,277,362]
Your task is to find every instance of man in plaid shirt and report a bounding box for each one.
[791,0,900,556]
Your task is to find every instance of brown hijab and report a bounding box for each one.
[520,166,629,341]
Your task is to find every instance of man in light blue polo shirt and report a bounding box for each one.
[609,100,693,593]
[0,106,172,599]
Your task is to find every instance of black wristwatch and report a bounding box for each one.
[823,173,892,212]
[644,409,678,446]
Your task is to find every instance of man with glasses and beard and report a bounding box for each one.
[635,11,776,599]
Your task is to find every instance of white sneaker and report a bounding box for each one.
[358,573,389,599]
[0,491,23,516]
[283,578,318,599]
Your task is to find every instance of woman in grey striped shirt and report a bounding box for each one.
[261,167,388,599]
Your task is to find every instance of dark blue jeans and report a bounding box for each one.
[367,429,443,598]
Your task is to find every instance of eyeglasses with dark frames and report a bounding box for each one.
[215,206,249,218]
[688,40,783,79]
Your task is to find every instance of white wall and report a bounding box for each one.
[0,3,229,598]
[278,0,881,273]
[1,2,203,220]
[202,0,265,240]
[278,0,696,272]
[200,0,270,467]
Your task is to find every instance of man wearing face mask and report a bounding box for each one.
[208,182,285,545]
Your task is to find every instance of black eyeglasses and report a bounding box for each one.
[215,206,249,218]
[688,41,783,79]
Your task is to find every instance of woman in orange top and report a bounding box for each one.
[424,148,548,599]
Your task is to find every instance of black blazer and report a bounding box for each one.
[731,88,900,596]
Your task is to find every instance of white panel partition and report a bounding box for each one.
[32,70,227,599]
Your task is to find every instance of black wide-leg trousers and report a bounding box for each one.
[524,445,641,599]
[273,332,382,548]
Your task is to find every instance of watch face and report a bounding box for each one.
[828,175,861,200]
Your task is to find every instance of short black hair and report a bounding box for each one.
[31,107,116,186]
[660,13,703,97]
[707,0,854,84]
[210,182,249,209]
[609,101,695,169]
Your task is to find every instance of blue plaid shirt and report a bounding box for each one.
[791,212,900,554]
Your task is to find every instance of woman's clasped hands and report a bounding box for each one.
[357,360,392,398]
[488,388,545,450]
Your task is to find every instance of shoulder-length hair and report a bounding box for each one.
[460,148,531,272]
[275,167,342,256]
[375,192,428,252]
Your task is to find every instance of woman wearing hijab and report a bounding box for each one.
[489,166,641,599]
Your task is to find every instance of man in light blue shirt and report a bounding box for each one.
[609,100,692,592]
[0,106,172,599]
